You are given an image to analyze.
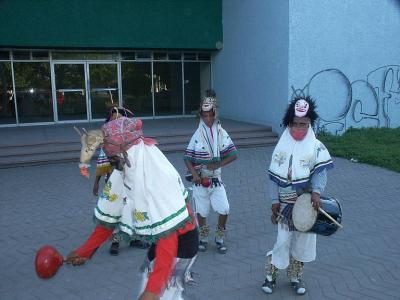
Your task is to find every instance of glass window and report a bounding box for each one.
[13,51,30,60]
[184,62,211,115]
[0,62,16,124]
[136,52,152,60]
[168,53,181,60]
[88,64,119,120]
[154,52,167,60]
[121,52,136,60]
[54,64,87,121]
[198,53,211,61]
[14,62,53,123]
[52,52,119,60]
[0,51,10,60]
[184,53,197,61]
[121,62,152,117]
[153,62,183,116]
[32,51,49,60]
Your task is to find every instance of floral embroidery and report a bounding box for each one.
[101,181,119,202]
[299,155,312,167]
[274,151,287,166]
[133,209,149,222]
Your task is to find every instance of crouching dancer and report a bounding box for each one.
[69,112,198,299]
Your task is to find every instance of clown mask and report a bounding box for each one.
[294,99,309,117]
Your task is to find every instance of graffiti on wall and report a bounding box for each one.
[291,65,400,134]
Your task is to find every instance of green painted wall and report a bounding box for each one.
[0,0,222,50]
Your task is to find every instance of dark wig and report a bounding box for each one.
[282,96,318,127]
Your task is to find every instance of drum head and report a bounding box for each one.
[292,193,317,232]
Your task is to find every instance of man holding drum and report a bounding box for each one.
[262,96,333,295]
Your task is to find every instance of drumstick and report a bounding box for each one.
[318,207,343,229]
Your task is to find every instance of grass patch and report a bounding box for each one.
[318,127,400,173]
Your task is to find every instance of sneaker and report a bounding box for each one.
[215,226,227,254]
[109,242,120,256]
[291,279,306,295]
[261,278,276,294]
[199,225,209,252]
[215,239,227,254]
[198,240,208,252]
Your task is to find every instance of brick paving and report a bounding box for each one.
[0,146,399,299]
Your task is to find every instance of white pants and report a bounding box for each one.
[269,225,316,269]
[192,183,229,217]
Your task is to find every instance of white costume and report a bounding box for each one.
[95,140,189,242]
[184,119,237,216]
[267,127,332,269]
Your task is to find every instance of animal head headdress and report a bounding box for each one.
[200,89,218,114]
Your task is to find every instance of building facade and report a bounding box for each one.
[2,0,399,133]
[214,0,400,134]
[0,0,221,126]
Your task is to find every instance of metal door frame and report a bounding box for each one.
[51,60,120,123]
[86,61,120,122]
[51,61,89,123]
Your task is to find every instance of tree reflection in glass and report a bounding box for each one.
[121,62,152,116]
[0,62,15,124]
[55,64,87,121]
[14,62,53,123]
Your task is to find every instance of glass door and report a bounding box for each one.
[87,63,119,120]
[53,63,87,121]
[153,62,183,116]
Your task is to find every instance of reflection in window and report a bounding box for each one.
[121,52,136,60]
[153,62,183,116]
[184,53,197,60]
[184,62,211,114]
[0,51,10,60]
[0,62,15,124]
[121,62,152,116]
[32,51,49,60]
[154,52,167,60]
[55,64,87,121]
[14,62,53,123]
[168,53,181,60]
[89,64,119,119]
[52,52,119,60]
[136,52,152,60]
[198,53,211,61]
[13,51,30,60]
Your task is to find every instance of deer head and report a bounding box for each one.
[74,127,104,165]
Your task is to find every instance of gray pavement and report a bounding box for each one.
[0,146,399,300]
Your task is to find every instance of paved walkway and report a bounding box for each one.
[0,146,399,299]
